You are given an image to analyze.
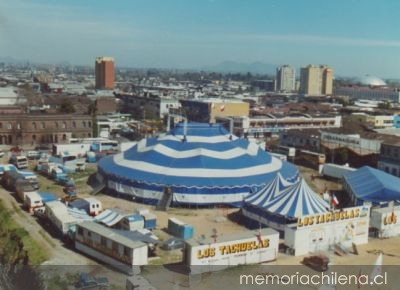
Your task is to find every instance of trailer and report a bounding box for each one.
[24,191,44,214]
[15,181,37,203]
[75,221,147,275]
[69,197,102,216]
[45,200,83,236]
[52,143,91,157]
[1,169,39,190]
[320,163,356,179]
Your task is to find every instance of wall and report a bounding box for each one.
[186,229,279,274]
[370,206,400,238]
[284,206,370,256]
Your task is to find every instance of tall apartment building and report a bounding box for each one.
[299,65,333,96]
[95,56,115,90]
[276,65,295,92]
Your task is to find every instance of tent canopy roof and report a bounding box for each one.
[255,178,330,218]
[98,122,298,188]
[343,166,400,203]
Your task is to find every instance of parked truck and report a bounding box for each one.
[15,181,37,203]
[24,191,44,214]
[68,197,102,216]
[1,170,39,191]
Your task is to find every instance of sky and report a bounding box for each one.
[1,0,400,78]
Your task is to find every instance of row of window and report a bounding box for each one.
[77,228,132,258]
[0,121,92,130]
[381,146,400,159]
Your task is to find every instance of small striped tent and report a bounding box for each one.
[242,178,329,231]
[244,172,294,207]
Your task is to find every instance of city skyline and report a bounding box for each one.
[1,0,400,78]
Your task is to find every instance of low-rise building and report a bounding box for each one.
[0,113,93,145]
[180,98,250,123]
[231,114,341,138]
[378,139,400,177]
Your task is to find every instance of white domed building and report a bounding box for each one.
[97,122,299,207]
[357,75,387,87]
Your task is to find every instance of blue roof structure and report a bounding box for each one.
[98,122,299,206]
[343,166,400,204]
[244,172,294,207]
[257,178,329,218]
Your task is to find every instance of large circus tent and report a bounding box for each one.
[97,122,299,207]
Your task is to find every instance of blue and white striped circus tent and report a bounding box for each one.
[97,122,299,207]
[242,178,329,231]
[244,172,294,207]
[262,178,330,218]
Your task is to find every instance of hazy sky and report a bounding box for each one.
[1,0,400,78]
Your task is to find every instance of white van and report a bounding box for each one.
[24,191,43,214]
[9,155,28,169]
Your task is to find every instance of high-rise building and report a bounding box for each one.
[95,57,115,90]
[276,65,295,92]
[299,64,333,96]
[321,66,333,95]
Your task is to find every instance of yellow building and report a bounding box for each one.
[300,65,333,96]
[366,115,394,129]
[180,99,249,123]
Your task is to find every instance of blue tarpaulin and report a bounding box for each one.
[343,166,400,205]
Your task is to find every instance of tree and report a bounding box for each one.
[58,98,75,113]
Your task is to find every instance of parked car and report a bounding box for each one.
[27,151,41,160]
[302,254,329,271]
[69,272,109,290]
[160,238,185,251]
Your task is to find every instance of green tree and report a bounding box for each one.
[58,98,75,113]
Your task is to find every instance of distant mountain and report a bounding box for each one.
[200,61,277,75]
[0,56,30,64]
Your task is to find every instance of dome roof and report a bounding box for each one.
[357,75,386,87]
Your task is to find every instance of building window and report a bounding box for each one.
[62,134,67,141]
[55,122,59,128]
[72,121,76,128]
[82,121,86,128]
[32,135,36,141]
[17,123,21,130]
[41,122,45,129]
[124,246,131,257]
[101,236,107,247]
[112,241,118,251]
[32,122,37,129]
[0,123,2,129]
[7,123,12,129]
[88,121,92,128]
[62,122,66,129]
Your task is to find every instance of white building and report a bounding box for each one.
[276,65,296,92]
[285,206,370,256]
[233,114,341,136]
[0,87,20,105]
[320,131,381,155]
